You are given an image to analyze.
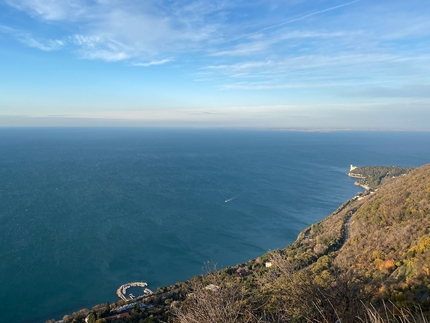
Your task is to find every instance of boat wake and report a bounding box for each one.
[225,192,245,203]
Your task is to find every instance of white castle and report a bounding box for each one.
[350,165,358,172]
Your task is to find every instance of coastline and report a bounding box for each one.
[347,165,413,192]
[353,181,370,190]
[347,172,365,179]
[348,168,369,190]
[50,168,373,322]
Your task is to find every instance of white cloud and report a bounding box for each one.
[3,0,430,99]
[130,59,173,67]
[4,0,226,61]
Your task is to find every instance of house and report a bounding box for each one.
[205,284,220,292]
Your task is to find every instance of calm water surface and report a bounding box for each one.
[1,129,429,323]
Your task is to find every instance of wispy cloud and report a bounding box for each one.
[5,0,360,61]
[4,0,429,66]
[4,0,87,21]
[200,51,430,92]
[70,34,132,61]
[210,40,271,57]
[206,53,430,73]
[4,0,226,61]
[3,0,430,110]
[206,60,274,71]
[0,25,64,51]
[20,36,64,51]
[130,59,173,67]
[209,30,351,57]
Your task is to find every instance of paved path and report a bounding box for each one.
[343,211,353,242]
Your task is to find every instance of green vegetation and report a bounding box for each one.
[349,165,413,190]
[48,164,430,323]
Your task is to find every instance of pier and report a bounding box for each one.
[116,282,153,301]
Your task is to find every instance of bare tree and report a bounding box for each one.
[171,267,261,323]
[263,251,366,323]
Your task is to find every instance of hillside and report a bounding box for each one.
[337,164,430,304]
[48,164,430,323]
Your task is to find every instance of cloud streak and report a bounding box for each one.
[231,0,361,41]
[130,59,174,67]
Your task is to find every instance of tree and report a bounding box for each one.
[87,312,96,323]
[104,302,110,315]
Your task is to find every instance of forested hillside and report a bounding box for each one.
[349,165,413,189]
[337,165,430,304]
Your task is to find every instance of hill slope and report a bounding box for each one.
[337,164,430,303]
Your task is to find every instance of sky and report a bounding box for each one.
[0,0,429,129]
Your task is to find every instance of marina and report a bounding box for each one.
[116,282,153,301]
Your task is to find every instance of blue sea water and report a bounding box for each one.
[0,129,430,323]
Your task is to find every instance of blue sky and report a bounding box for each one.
[1,0,429,129]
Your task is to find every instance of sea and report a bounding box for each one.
[1,128,429,323]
